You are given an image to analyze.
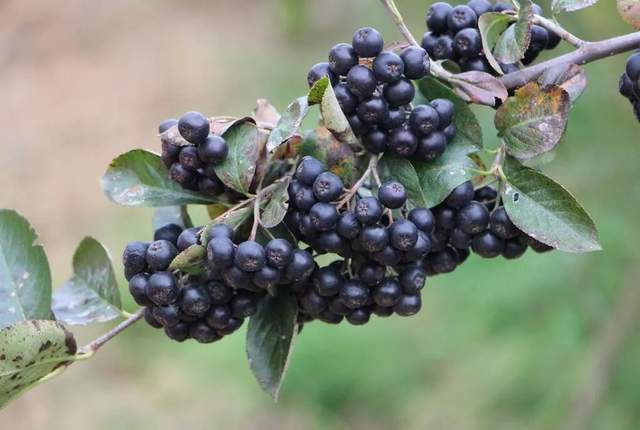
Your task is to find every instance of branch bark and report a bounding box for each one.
[78,308,145,356]
[501,31,640,89]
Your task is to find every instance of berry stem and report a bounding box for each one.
[337,154,379,209]
[379,0,419,47]
[501,30,640,90]
[533,15,586,48]
[76,308,145,358]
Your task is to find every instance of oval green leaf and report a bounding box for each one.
[267,97,309,153]
[169,244,206,275]
[246,294,298,401]
[52,237,122,326]
[378,139,476,209]
[0,320,77,409]
[213,119,262,194]
[495,82,571,161]
[494,1,533,65]
[260,177,292,229]
[313,76,359,147]
[0,210,52,329]
[501,156,601,253]
[478,12,516,73]
[102,149,217,207]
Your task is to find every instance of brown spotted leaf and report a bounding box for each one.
[538,63,587,105]
[312,77,360,147]
[214,118,261,194]
[266,97,309,153]
[296,127,357,186]
[253,99,281,126]
[495,82,570,160]
[450,71,509,106]
[0,320,77,409]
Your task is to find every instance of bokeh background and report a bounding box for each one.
[2,0,640,429]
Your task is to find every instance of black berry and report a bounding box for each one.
[378,181,407,209]
[265,238,294,269]
[457,201,490,234]
[352,27,384,58]
[178,111,210,145]
[373,51,405,83]
[307,62,338,88]
[198,135,228,164]
[145,240,178,271]
[234,241,266,272]
[471,231,504,258]
[355,197,384,225]
[383,78,416,107]
[147,271,179,306]
[347,65,377,99]
[313,172,343,202]
[401,46,430,80]
[393,294,422,316]
[445,181,474,209]
[329,43,358,76]
[339,279,370,309]
[426,2,453,34]
[409,104,440,136]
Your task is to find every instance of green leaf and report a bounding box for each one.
[299,128,357,186]
[260,178,292,229]
[152,206,193,230]
[213,119,261,194]
[495,82,571,161]
[201,206,253,246]
[102,150,216,207]
[478,12,516,73]
[169,244,206,275]
[266,97,309,153]
[378,139,476,209]
[538,63,587,105]
[246,294,298,400]
[52,238,122,326]
[417,76,483,149]
[553,0,599,14]
[0,210,52,329]
[0,320,77,409]
[501,156,601,253]
[494,1,533,65]
[449,71,509,106]
[308,77,329,105]
[313,77,360,147]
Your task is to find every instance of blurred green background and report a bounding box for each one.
[2,0,640,429]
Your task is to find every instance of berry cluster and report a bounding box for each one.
[307,27,457,161]
[124,223,266,343]
[422,181,552,275]
[284,156,431,324]
[158,111,232,197]
[422,1,561,74]
[619,51,640,122]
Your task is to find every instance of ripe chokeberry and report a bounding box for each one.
[234,241,266,272]
[222,265,252,289]
[358,260,386,287]
[372,278,402,307]
[626,52,640,81]
[378,181,407,209]
[389,220,419,251]
[448,5,478,33]
[178,146,202,171]
[123,241,149,279]
[400,46,430,80]
[284,250,315,282]
[372,245,403,266]
[335,83,358,115]
[128,274,150,306]
[490,207,520,239]
[177,227,200,251]
[165,322,190,342]
[409,105,440,136]
[312,266,343,297]
[190,322,220,344]
[414,131,447,161]
[207,282,233,305]
[400,267,426,294]
[360,225,390,253]
[502,239,528,259]
[147,272,179,306]
[178,111,210,145]
[355,197,384,225]
[198,135,228,164]
[205,305,232,330]
[180,284,211,318]
[471,231,505,258]
[208,223,234,242]
[357,97,389,125]
[158,118,178,133]
[457,201,490,234]
[339,279,370,309]
[144,307,163,329]
[383,78,415,107]
[253,265,281,289]
[265,238,293,269]
[408,207,435,234]
[307,62,338,88]
[393,293,422,316]
[445,181,474,209]
[352,27,384,58]
[336,211,361,239]
[146,240,178,271]
[207,237,235,269]
[231,292,259,318]
[431,98,455,128]
[429,247,459,273]
[346,308,371,325]
[309,202,339,231]
[347,65,378,99]
[449,228,472,249]
[169,163,194,185]
[433,35,455,60]
[426,2,453,34]
[467,0,492,16]
[313,172,343,202]
[362,129,388,154]
[329,43,358,76]
[294,185,317,212]
[299,289,328,315]
[296,156,325,186]
[381,107,408,130]
[373,51,405,83]
[453,28,482,58]
[388,127,418,157]
[433,205,457,230]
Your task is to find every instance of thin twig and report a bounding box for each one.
[379,0,419,47]
[77,308,145,357]
[533,15,586,48]
[337,154,378,209]
[250,193,261,241]
[501,31,640,89]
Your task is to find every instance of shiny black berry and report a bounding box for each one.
[294,186,317,212]
[176,227,200,251]
[445,181,474,209]
[457,201,490,234]
[490,207,520,239]
[408,207,436,234]
[205,305,232,329]
[467,0,492,17]
[309,202,339,231]
[346,308,371,325]
[358,260,386,287]
[180,284,211,317]
[400,267,426,294]
[335,83,358,115]
[352,27,384,58]
[360,225,389,253]
[158,118,178,133]
[432,35,455,60]
[448,5,477,33]
[433,205,457,230]
[373,278,402,307]
[388,127,418,157]
[400,46,430,80]
[296,156,325,186]
[312,266,343,297]
[231,292,259,318]
[394,293,422,316]
[389,220,419,251]
[336,211,361,239]
[430,247,459,273]
[147,271,179,306]
[347,65,377,99]
[234,241,266,272]
[373,51,405,83]
[265,238,293,269]
[169,163,194,185]
[208,223,234,242]
[313,172,343,202]
[626,52,640,81]
[357,97,389,125]
[299,289,328,315]
[449,228,472,249]
[378,181,407,209]
[198,135,228,164]
[190,322,220,344]
[362,129,388,154]
[409,104,440,136]
[339,279,370,309]
[453,28,482,58]
[128,273,150,306]
[145,240,178,271]
[307,62,338,88]
[471,231,504,258]
[123,241,149,280]
[164,321,190,342]
[426,2,453,34]
[431,98,455,129]
[329,43,358,76]
[383,78,415,107]
[414,132,447,161]
[207,237,235,269]
[284,250,315,282]
[502,239,528,259]
[178,111,210,145]
[355,197,384,225]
